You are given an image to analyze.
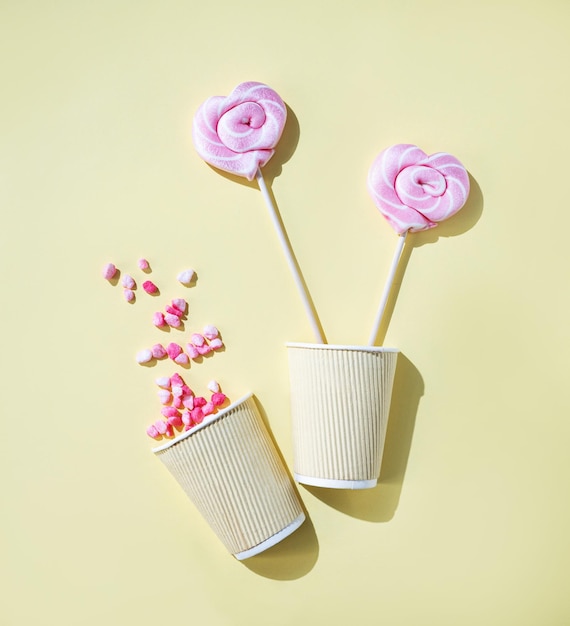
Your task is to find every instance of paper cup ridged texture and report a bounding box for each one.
[287,344,398,489]
[153,394,304,558]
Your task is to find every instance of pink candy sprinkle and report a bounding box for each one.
[203,325,219,340]
[170,373,184,386]
[211,392,227,407]
[102,263,117,280]
[166,343,183,360]
[202,401,215,416]
[146,425,160,439]
[143,280,158,294]
[172,298,187,314]
[151,343,167,359]
[165,305,184,318]
[186,344,200,359]
[138,258,150,270]
[164,313,181,328]
[190,333,205,347]
[153,312,166,327]
[155,420,168,435]
[196,344,212,356]
[209,338,223,350]
[174,353,190,365]
[190,407,204,425]
[124,289,135,302]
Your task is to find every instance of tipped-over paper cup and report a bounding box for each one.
[287,343,398,490]
[153,393,305,560]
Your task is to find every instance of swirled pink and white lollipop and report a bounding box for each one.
[192,81,324,343]
[192,81,287,181]
[368,143,470,234]
[367,144,470,346]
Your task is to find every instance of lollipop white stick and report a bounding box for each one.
[256,168,325,344]
[368,231,407,346]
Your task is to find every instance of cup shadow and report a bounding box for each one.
[302,352,424,522]
[242,395,319,579]
[373,173,484,346]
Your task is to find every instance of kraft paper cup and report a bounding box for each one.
[286,343,398,490]
[153,393,305,560]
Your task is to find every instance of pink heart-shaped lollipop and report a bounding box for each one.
[192,81,287,181]
[368,144,470,234]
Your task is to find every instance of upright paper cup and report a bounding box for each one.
[153,393,305,560]
[287,343,398,490]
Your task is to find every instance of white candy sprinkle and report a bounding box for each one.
[207,380,220,393]
[155,376,171,388]
[136,349,153,364]
[177,269,195,285]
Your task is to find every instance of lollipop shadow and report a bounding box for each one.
[241,396,319,579]
[205,104,301,189]
[303,353,423,522]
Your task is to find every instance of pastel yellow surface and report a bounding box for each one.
[2,1,570,624]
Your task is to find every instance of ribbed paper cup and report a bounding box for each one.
[287,343,398,490]
[153,393,305,560]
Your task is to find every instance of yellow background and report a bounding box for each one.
[2,1,570,624]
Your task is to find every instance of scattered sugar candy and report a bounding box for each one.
[190,407,204,425]
[122,274,136,289]
[123,289,135,302]
[182,411,192,427]
[164,313,182,328]
[155,420,168,435]
[193,396,207,408]
[174,353,190,365]
[172,298,187,314]
[146,424,160,439]
[203,325,219,340]
[211,392,227,407]
[172,396,183,409]
[142,280,158,294]
[177,269,195,285]
[153,312,166,328]
[157,389,172,404]
[165,305,184,318]
[202,401,215,417]
[207,380,220,393]
[102,263,117,280]
[186,344,200,359]
[151,344,167,359]
[190,333,205,347]
[196,344,212,356]
[182,395,194,410]
[155,376,171,388]
[209,338,223,350]
[166,342,183,360]
[138,258,150,270]
[161,407,181,419]
[170,373,185,386]
[136,349,153,364]
[166,413,183,428]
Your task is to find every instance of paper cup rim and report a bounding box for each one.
[151,392,254,454]
[286,342,399,353]
[233,512,306,560]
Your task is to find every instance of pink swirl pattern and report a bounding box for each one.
[192,81,287,181]
[368,144,470,234]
